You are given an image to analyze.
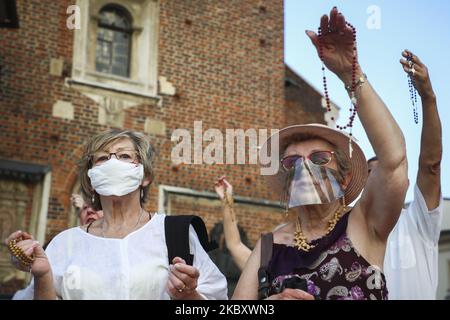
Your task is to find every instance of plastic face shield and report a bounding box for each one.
[281,157,344,209]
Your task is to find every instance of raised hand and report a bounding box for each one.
[306,7,362,82]
[400,50,435,100]
[71,194,86,211]
[214,176,233,200]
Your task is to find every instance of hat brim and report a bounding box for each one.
[260,123,368,205]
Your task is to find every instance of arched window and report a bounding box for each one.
[95,5,132,77]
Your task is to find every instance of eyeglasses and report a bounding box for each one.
[91,149,139,166]
[280,151,334,171]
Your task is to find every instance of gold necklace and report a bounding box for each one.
[102,208,146,238]
[293,205,348,252]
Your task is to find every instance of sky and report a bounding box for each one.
[285,0,450,202]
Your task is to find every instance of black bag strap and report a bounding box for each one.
[164,215,217,266]
[257,232,273,300]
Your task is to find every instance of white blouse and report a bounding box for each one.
[13,213,228,300]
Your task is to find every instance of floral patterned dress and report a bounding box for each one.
[267,213,388,300]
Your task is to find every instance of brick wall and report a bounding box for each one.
[0,0,325,295]
[285,65,327,126]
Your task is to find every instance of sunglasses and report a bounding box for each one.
[280,151,335,171]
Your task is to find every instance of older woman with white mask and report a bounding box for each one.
[5,129,227,300]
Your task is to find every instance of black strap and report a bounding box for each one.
[257,232,273,300]
[86,221,94,233]
[164,215,217,266]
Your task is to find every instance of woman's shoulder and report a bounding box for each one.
[150,212,165,225]
[272,222,294,246]
[43,226,83,253]
[154,212,166,219]
[49,226,82,242]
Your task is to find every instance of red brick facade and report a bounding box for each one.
[0,0,325,296]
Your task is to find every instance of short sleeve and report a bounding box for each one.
[407,184,443,245]
[189,225,228,300]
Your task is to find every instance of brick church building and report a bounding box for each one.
[0,0,337,297]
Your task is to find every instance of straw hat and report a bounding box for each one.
[260,123,368,205]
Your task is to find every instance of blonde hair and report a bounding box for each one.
[78,129,155,210]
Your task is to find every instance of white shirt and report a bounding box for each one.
[13,213,228,300]
[384,184,443,300]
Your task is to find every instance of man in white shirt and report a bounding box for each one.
[368,50,443,299]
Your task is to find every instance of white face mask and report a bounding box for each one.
[87,158,144,197]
